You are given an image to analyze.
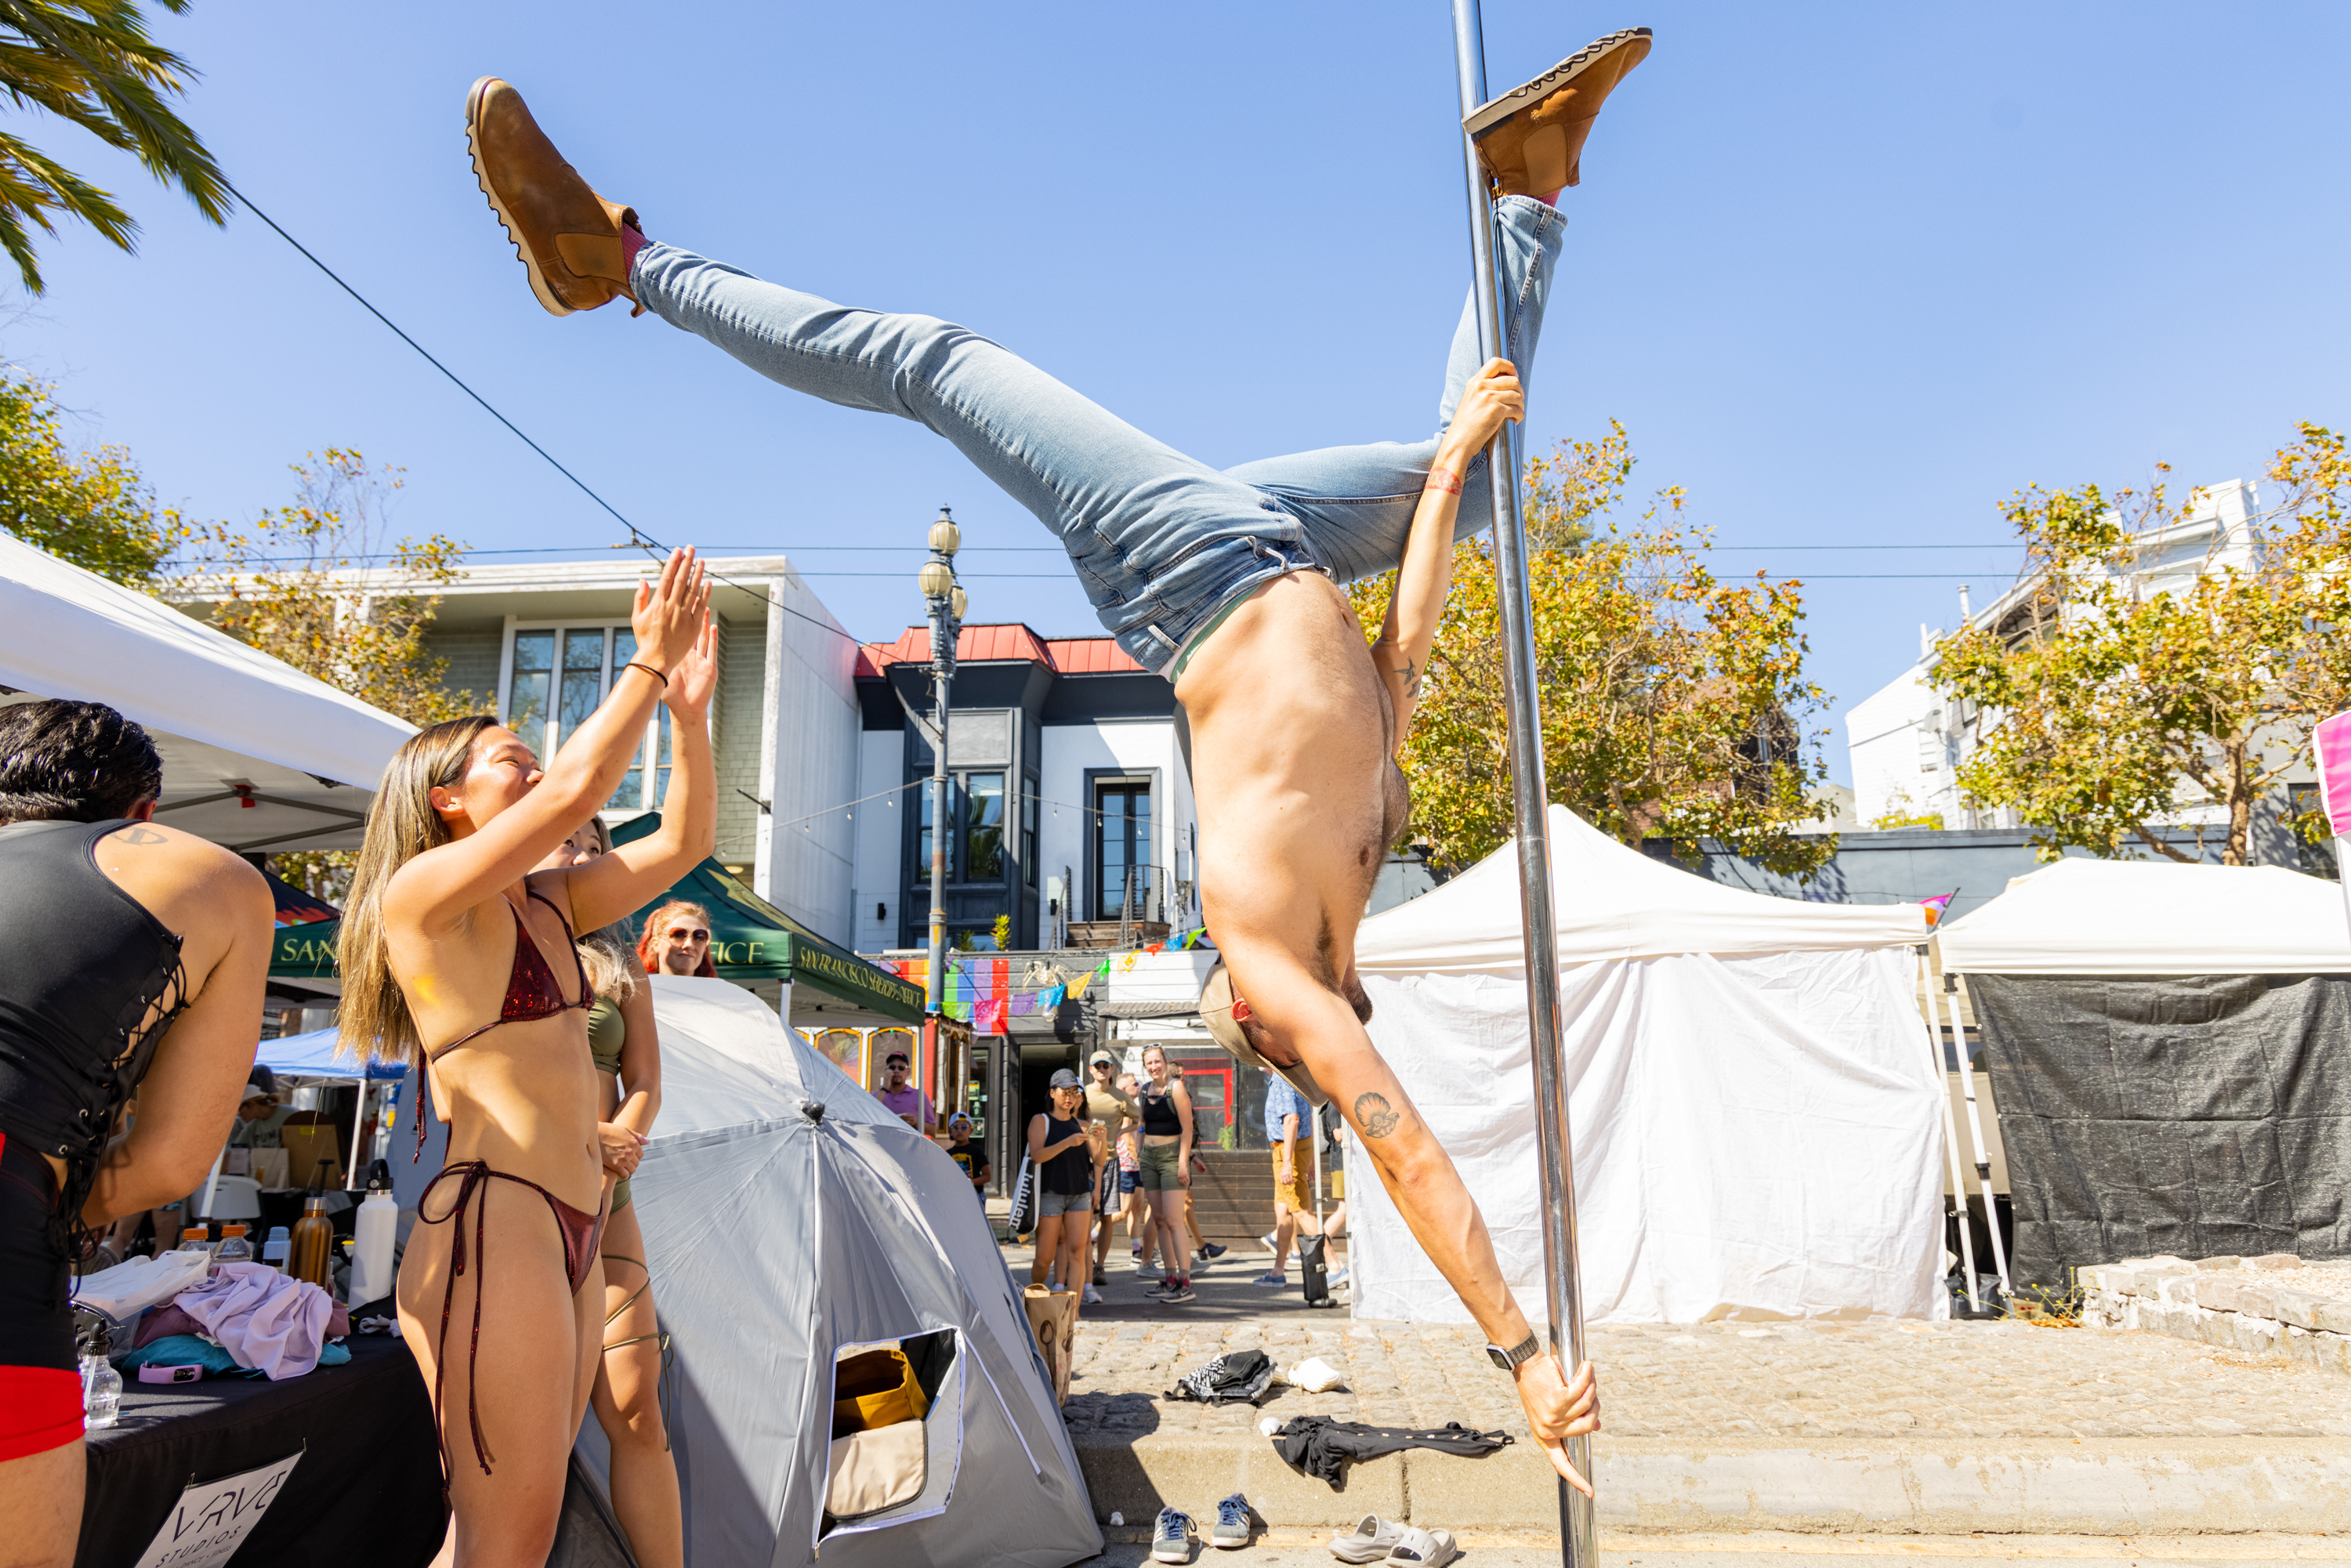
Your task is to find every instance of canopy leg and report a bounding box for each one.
[1919,947,1980,1313]
[1449,5,1592,1563]
[1945,973,2012,1298]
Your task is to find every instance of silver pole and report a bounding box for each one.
[1448,5,1591,1560]
[924,599,956,1111]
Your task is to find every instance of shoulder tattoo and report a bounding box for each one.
[1353,1092,1400,1139]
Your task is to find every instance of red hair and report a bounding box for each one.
[637,899,717,977]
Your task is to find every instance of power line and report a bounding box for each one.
[226,179,868,646]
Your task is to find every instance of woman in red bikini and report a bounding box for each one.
[338,548,714,1566]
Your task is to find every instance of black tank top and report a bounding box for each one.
[1139,1081,1182,1137]
[0,820,189,1233]
[1040,1112,1090,1195]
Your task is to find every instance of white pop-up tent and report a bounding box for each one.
[1348,805,1941,1324]
[1932,859,2351,1292]
[0,531,413,850]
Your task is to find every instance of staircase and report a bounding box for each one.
[1183,1148,1278,1249]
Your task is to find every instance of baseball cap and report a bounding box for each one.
[1048,1067,1082,1090]
[884,1051,909,1066]
[1199,961,1330,1107]
[1089,1051,1115,1068]
[245,1065,277,1099]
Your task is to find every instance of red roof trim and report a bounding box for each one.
[858,623,1143,675]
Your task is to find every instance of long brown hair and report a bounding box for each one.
[338,715,498,1066]
[636,898,717,978]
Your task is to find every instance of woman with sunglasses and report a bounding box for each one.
[636,901,714,978]
[540,820,679,1568]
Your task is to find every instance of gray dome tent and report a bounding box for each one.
[568,976,1099,1567]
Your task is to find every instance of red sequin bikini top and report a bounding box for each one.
[414,888,593,1157]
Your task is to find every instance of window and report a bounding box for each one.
[502,622,691,815]
[1093,780,1151,920]
[965,773,1005,882]
[1021,785,1038,888]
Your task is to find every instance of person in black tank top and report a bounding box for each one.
[0,700,276,1559]
[1025,1070,1100,1303]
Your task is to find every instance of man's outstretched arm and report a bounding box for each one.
[1224,940,1599,1492]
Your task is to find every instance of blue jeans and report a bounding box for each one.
[632,197,1565,675]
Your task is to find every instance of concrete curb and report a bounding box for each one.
[1072,1434,2351,1535]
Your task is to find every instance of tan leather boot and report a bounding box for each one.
[1465,27,1652,198]
[465,76,639,316]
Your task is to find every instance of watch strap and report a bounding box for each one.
[1487,1331,1543,1371]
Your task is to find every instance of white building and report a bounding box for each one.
[1847,480,2271,833]
[402,556,864,942]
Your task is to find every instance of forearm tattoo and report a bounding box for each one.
[1353,1092,1400,1139]
[1391,655,1421,700]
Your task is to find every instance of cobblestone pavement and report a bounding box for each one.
[1075,1535,2345,1568]
[1059,1296,2351,1446]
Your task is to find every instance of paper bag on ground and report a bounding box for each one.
[1022,1284,1077,1406]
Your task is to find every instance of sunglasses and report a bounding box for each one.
[667,928,711,942]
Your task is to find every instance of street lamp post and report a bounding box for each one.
[918,506,967,1116]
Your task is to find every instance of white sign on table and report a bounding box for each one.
[129,1450,303,1568]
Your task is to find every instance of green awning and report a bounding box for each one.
[268,817,923,1025]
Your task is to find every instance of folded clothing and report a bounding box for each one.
[132,1295,349,1350]
[119,1333,350,1378]
[1271,1416,1512,1488]
[173,1262,339,1379]
[1165,1348,1275,1405]
[71,1248,211,1320]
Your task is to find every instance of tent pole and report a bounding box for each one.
[1945,973,2012,1298]
[1918,947,1980,1313]
[347,1081,369,1189]
[1449,6,1592,1561]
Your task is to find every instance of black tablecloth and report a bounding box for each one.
[77,1331,445,1568]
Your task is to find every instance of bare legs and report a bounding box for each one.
[1029,1210,1087,1294]
[590,1204,680,1568]
[398,1185,602,1568]
[1148,1187,1189,1284]
[0,1439,82,1568]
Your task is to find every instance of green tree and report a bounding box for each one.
[168,449,478,899]
[1351,429,1837,878]
[1929,425,2351,866]
[0,366,182,582]
[0,0,229,293]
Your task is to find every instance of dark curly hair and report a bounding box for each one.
[0,699,163,825]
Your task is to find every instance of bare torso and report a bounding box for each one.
[1177,571,1403,998]
[389,870,603,1215]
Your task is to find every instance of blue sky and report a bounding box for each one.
[7,2,2346,784]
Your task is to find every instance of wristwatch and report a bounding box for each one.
[1484,1331,1543,1373]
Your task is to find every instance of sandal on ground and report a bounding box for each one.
[1328,1515,1404,1563]
[1385,1526,1458,1567]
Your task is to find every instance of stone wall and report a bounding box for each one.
[2083,1252,2351,1375]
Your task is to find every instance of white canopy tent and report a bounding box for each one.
[1933,857,2351,976]
[0,532,413,850]
[1347,805,1942,1324]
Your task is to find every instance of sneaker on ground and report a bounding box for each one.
[1211,1492,1252,1549]
[1048,1283,1068,1294]
[1260,1232,1279,1254]
[1136,1264,1165,1281]
[1325,1267,1349,1287]
[1158,1280,1197,1304]
[1093,1266,1109,1287]
[1082,1284,1103,1305]
[1248,1269,1286,1287]
[1152,1507,1194,1564]
[1199,1243,1228,1260]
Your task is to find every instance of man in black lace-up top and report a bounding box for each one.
[0,699,274,1567]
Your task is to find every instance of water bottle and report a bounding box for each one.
[213,1223,252,1264]
[80,1322,121,1429]
[261,1226,292,1272]
[176,1225,211,1253]
[348,1181,398,1305]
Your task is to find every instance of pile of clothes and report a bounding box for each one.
[76,1253,351,1381]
